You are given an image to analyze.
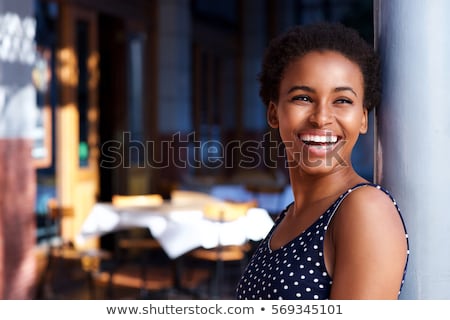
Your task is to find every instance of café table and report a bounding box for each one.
[77,200,275,260]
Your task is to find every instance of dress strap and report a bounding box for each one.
[326,182,384,226]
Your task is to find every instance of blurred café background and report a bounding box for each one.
[0,0,374,299]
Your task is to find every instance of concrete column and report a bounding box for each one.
[374,0,450,299]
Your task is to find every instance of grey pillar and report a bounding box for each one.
[374,0,450,299]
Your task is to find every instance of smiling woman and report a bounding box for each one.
[235,22,409,300]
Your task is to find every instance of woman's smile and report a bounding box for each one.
[298,130,342,158]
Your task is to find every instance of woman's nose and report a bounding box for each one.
[308,103,333,128]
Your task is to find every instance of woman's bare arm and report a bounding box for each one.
[327,186,408,299]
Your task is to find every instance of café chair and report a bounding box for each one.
[111,193,164,255]
[187,199,258,299]
[170,189,222,207]
[102,193,172,298]
[36,198,111,299]
[111,194,164,208]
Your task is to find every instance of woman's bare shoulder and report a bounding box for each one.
[328,184,408,299]
[333,184,405,241]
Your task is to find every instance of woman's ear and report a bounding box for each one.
[359,108,368,134]
[267,102,279,128]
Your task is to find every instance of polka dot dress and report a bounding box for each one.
[236,183,409,300]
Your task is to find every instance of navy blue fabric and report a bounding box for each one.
[236,183,409,300]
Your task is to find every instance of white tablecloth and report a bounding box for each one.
[77,202,274,259]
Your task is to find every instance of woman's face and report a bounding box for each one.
[267,50,368,176]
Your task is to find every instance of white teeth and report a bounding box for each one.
[301,134,338,143]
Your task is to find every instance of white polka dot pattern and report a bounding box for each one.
[236,183,410,300]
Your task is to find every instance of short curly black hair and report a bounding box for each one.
[258,22,380,111]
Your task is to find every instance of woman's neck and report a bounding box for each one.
[289,166,367,209]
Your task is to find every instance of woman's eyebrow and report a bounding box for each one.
[287,85,315,94]
[287,85,358,97]
[335,86,358,97]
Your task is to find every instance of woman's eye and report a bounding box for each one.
[292,95,312,103]
[335,98,353,104]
